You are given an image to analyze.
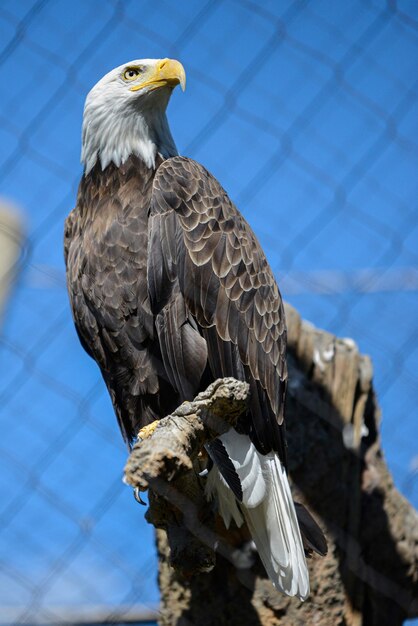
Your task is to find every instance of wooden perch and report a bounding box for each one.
[124,304,418,626]
[124,378,250,575]
[0,206,24,327]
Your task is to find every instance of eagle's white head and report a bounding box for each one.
[81,58,186,174]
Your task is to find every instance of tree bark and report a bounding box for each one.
[124,303,418,626]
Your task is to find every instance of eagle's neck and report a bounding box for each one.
[81,103,178,175]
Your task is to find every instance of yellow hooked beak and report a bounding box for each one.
[130,58,186,93]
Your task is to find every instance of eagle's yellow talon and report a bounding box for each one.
[137,420,159,441]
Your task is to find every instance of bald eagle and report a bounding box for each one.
[65,58,326,600]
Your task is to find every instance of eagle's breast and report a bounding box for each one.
[65,157,165,432]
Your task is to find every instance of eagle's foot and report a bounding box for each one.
[198,453,214,477]
[133,487,146,506]
[137,420,159,442]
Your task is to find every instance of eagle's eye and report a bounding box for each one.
[123,67,141,81]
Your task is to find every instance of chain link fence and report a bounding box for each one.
[0,0,417,623]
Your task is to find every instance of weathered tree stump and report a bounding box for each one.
[124,303,418,626]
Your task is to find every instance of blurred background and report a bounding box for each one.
[0,0,417,624]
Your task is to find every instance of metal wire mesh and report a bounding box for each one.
[0,0,417,624]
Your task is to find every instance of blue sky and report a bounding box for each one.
[0,0,417,622]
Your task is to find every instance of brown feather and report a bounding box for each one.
[150,156,288,459]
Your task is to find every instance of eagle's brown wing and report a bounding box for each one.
[149,156,288,462]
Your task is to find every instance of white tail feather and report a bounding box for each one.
[205,430,309,601]
[205,464,244,529]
